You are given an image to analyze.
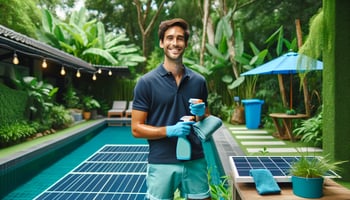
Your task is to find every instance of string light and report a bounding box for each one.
[42,58,47,68]
[60,66,66,76]
[108,70,112,76]
[76,69,81,78]
[13,51,19,65]
[2,45,98,77]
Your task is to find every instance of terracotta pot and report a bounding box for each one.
[83,111,91,120]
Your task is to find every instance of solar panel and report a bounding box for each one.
[229,156,341,183]
[34,145,149,200]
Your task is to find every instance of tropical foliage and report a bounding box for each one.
[294,110,323,147]
[36,7,145,69]
[82,96,101,111]
[0,0,41,37]
[0,77,74,146]
[0,0,323,147]
[62,85,80,108]
[186,13,298,102]
[13,76,58,123]
[209,176,233,200]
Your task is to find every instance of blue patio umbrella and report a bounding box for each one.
[241,52,323,110]
[241,52,323,76]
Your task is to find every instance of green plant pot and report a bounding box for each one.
[292,176,324,198]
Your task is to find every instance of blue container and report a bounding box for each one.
[242,99,264,129]
[72,113,83,122]
[292,176,324,198]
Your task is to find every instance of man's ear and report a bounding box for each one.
[159,40,164,48]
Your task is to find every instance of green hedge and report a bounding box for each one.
[0,83,28,124]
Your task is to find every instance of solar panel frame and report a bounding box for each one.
[34,144,149,200]
[229,156,341,183]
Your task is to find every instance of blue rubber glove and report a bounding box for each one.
[166,121,195,137]
[189,102,206,116]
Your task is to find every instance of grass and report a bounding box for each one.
[338,181,350,189]
[224,122,323,157]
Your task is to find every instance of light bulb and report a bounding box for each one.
[13,52,19,65]
[60,66,66,75]
[108,70,112,76]
[42,59,47,68]
[97,68,102,74]
[76,69,81,78]
[92,73,97,80]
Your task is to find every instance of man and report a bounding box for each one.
[131,18,211,200]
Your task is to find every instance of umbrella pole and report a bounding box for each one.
[290,74,293,110]
[278,74,288,108]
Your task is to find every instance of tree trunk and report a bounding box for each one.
[206,18,215,46]
[296,19,311,116]
[200,0,210,66]
[133,0,166,58]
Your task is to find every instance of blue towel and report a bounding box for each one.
[249,169,281,195]
[193,115,222,141]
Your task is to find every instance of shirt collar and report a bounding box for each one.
[158,63,191,79]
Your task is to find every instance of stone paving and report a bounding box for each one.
[228,126,323,154]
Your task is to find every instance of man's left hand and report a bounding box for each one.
[189,102,205,116]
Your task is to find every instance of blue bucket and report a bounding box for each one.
[292,176,324,198]
[242,99,264,129]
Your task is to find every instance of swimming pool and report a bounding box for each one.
[2,124,146,199]
[1,120,226,199]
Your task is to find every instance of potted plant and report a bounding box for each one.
[231,96,245,125]
[82,96,100,120]
[289,155,346,198]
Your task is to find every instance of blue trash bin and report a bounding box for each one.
[242,99,264,129]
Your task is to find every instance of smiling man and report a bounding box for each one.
[131,18,211,200]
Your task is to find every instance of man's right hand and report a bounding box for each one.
[166,121,195,137]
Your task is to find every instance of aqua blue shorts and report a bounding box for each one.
[146,158,210,200]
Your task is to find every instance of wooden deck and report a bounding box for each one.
[232,178,350,200]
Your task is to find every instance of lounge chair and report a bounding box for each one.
[108,101,127,118]
[125,101,133,118]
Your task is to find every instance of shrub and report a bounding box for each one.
[48,105,73,130]
[208,93,230,121]
[63,86,80,108]
[294,110,323,147]
[0,121,37,146]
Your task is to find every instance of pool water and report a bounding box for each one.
[4,126,147,200]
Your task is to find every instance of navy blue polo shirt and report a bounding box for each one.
[133,64,208,163]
